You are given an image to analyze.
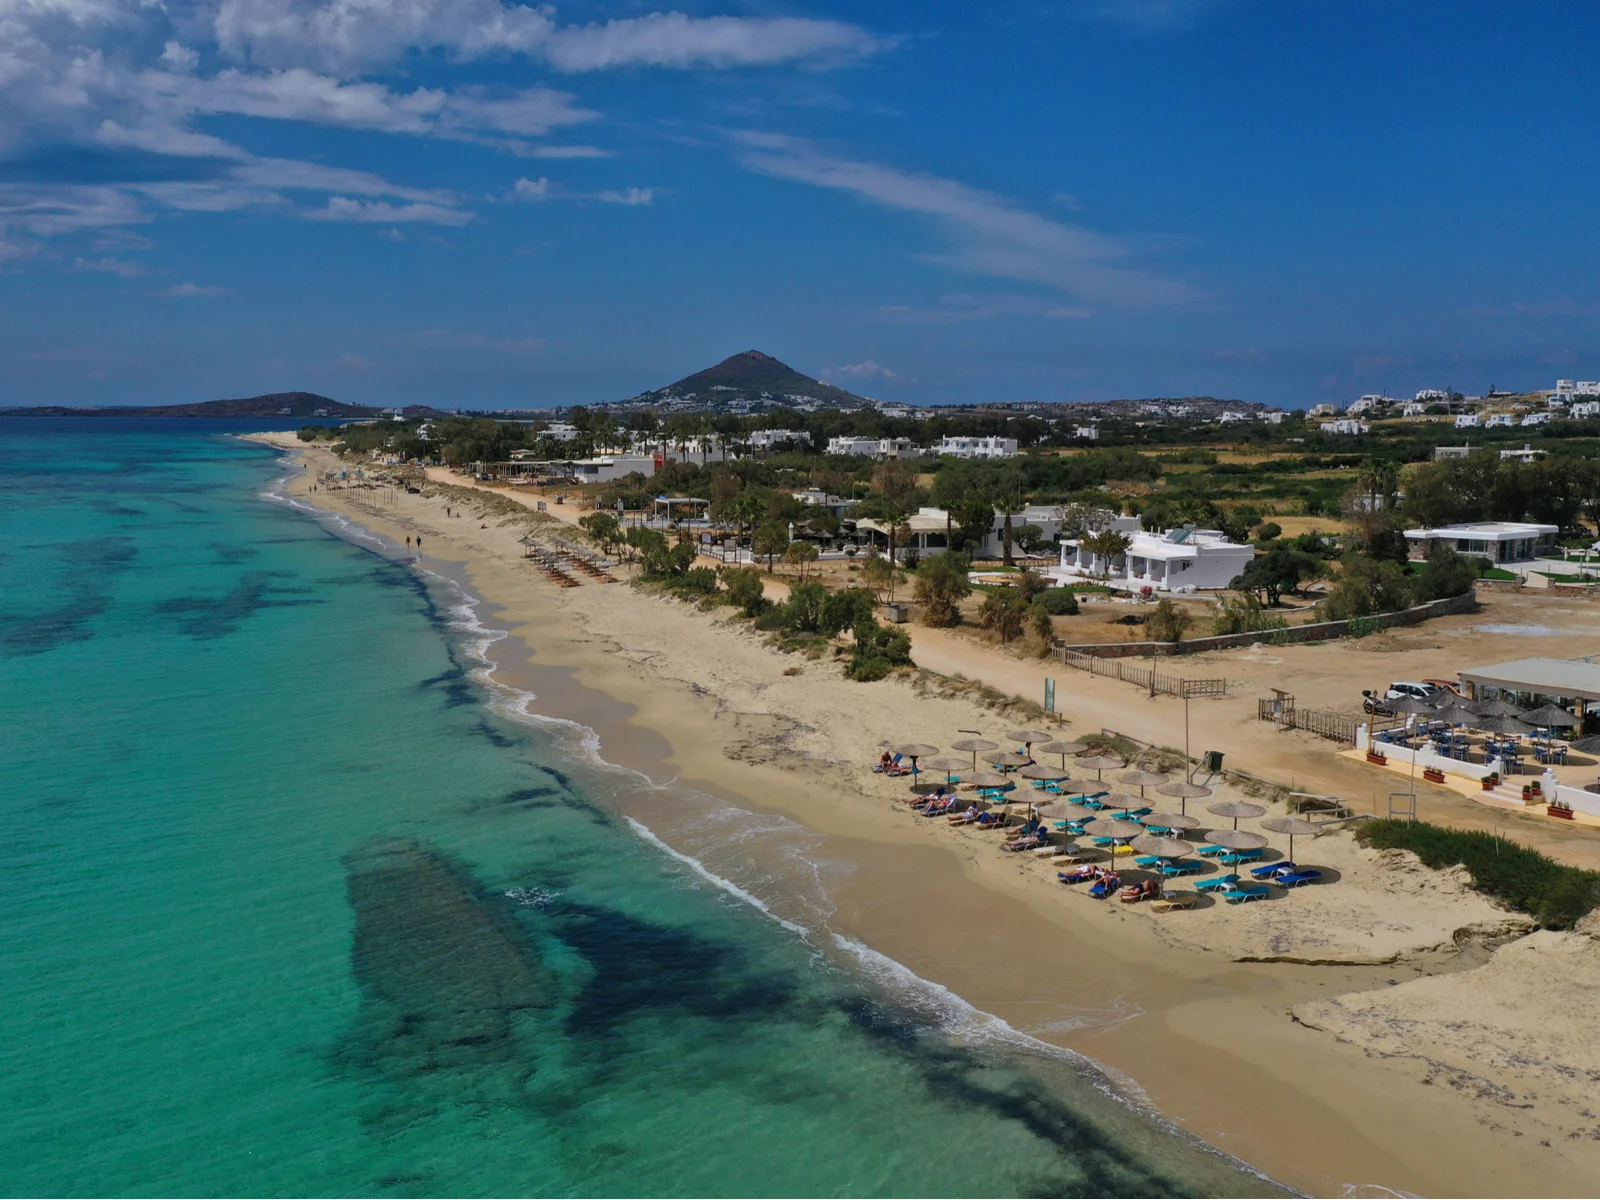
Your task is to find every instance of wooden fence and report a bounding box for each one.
[1256,698,1397,745]
[1059,650,1227,698]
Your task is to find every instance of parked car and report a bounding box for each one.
[1362,681,1440,714]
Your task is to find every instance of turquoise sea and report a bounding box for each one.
[0,420,1279,1198]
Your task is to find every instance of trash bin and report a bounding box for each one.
[1202,750,1224,775]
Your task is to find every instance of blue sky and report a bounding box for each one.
[3,0,1597,409]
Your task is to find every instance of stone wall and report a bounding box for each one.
[1053,588,1481,659]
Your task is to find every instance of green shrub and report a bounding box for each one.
[1360,820,1600,929]
[1033,588,1080,615]
[820,588,877,637]
[719,565,770,617]
[662,567,720,598]
[848,615,914,681]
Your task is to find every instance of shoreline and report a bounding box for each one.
[250,434,1600,1197]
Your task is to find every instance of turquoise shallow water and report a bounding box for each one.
[0,420,1279,1198]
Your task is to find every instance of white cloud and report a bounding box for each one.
[73,254,143,276]
[0,184,148,235]
[209,0,884,76]
[306,196,473,224]
[513,175,549,200]
[539,13,884,73]
[732,133,1195,306]
[153,281,230,296]
[520,144,608,159]
[828,360,898,380]
[596,186,652,206]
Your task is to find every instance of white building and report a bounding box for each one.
[1499,444,1547,464]
[541,422,580,442]
[1520,412,1552,427]
[1217,410,1251,424]
[746,429,811,450]
[1309,404,1338,418]
[1404,522,1558,565]
[1578,381,1600,396]
[1347,395,1384,415]
[1073,424,1100,439]
[935,434,1020,459]
[1573,401,1600,419]
[1052,527,1256,593]
[1400,402,1427,417]
[1319,419,1369,434]
[1484,413,1517,428]
[1257,411,1285,425]
[825,436,924,459]
[1415,388,1449,401]
[527,454,657,483]
[1454,413,1482,429]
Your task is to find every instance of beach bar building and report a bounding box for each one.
[1052,526,1255,592]
[1458,657,1600,732]
[1402,521,1558,565]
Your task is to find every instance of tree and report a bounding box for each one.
[1413,544,1482,602]
[847,615,914,681]
[1145,598,1192,643]
[578,511,621,554]
[1322,553,1412,620]
[993,466,1026,566]
[1015,567,1049,603]
[1080,529,1132,578]
[719,565,769,617]
[956,497,996,557]
[870,459,919,507]
[1211,593,1288,636]
[783,540,819,581]
[753,520,791,573]
[628,527,695,578]
[1230,546,1307,606]
[1255,522,1283,542]
[978,586,1028,643]
[820,588,877,637]
[860,553,898,601]
[1014,523,1047,555]
[1029,602,1057,648]
[913,553,973,626]
[1355,457,1401,514]
[783,581,828,632]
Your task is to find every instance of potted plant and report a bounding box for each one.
[1549,800,1574,820]
[1423,767,1446,784]
[1521,784,1534,802]
[1481,774,1499,791]
[1366,749,1388,766]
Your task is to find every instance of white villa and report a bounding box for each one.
[1051,526,1256,593]
[824,436,923,459]
[1498,444,1547,464]
[934,435,1019,459]
[1403,521,1559,565]
[1455,413,1482,429]
[746,429,812,449]
[1319,419,1369,435]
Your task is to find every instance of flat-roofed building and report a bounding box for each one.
[1053,526,1255,592]
[1403,521,1558,564]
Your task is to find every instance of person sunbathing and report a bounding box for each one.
[948,805,982,824]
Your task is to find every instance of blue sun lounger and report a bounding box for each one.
[1161,861,1203,877]
[1219,849,1265,866]
[1193,873,1240,893]
[1134,855,1165,869]
[1197,845,1227,858]
[1277,870,1323,888]
[1250,861,1294,879]
[1224,885,1271,904]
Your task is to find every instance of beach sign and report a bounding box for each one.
[1045,678,1056,714]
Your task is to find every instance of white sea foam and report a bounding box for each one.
[624,816,811,937]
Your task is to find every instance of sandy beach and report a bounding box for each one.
[255,432,1600,1197]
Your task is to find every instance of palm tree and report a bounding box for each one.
[1357,457,1401,513]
